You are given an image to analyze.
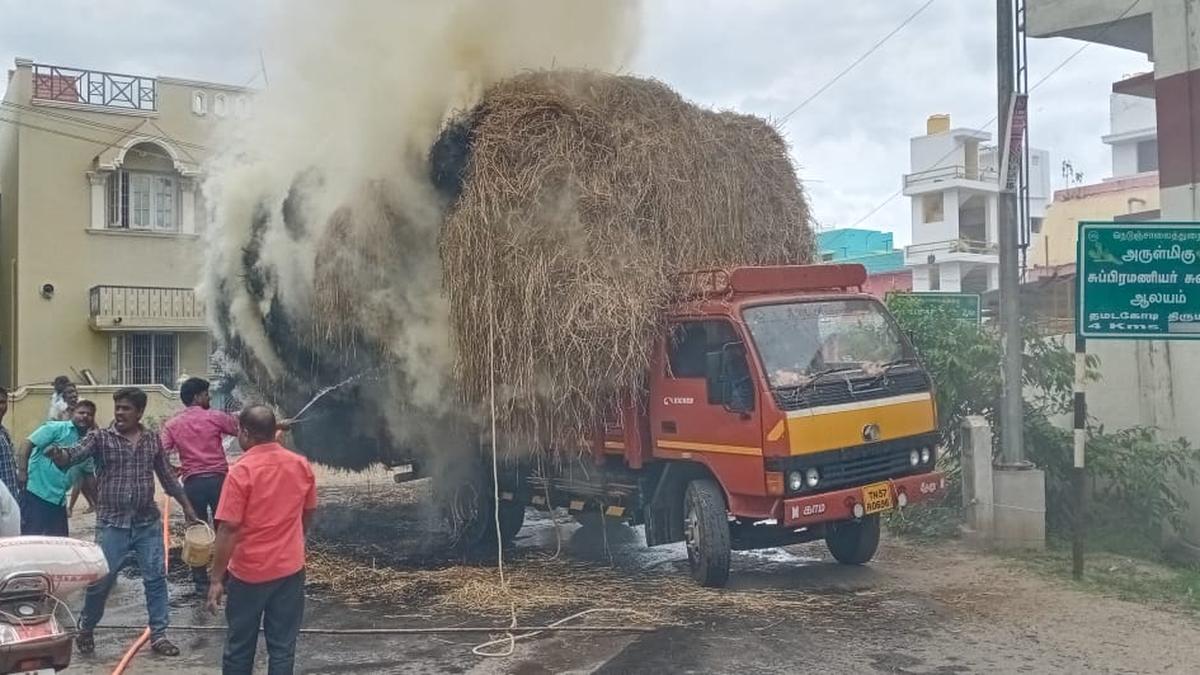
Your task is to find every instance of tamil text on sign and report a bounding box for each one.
[1076,222,1200,339]
[886,292,981,323]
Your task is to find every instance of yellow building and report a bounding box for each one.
[1027,173,1160,269]
[0,59,248,389]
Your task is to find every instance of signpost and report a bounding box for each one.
[887,291,981,323]
[1077,222,1200,339]
[1074,221,1200,579]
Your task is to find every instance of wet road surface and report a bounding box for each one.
[54,473,1200,674]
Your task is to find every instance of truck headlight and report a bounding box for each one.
[909,449,920,466]
[787,471,804,492]
[805,467,820,488]
[920,448,931,464]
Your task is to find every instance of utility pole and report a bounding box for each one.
[996,0,1024,465]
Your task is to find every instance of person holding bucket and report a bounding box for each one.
[160,377,240,596]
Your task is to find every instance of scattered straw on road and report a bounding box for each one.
[307,546,840,625]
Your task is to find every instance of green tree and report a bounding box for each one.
[885,296,1197,541]
[885,297,1081,453]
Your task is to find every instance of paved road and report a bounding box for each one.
[53,472,1200,674]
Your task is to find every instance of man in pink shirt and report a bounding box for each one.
[160,377,239,595]
[208,405,317,675]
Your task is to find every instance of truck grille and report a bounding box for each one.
[772,369,930,412]
[816,447,919,491]
[768,433,939,495]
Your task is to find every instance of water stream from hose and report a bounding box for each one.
[289,370,378,423]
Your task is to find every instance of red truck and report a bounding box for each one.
[439,264,946,587]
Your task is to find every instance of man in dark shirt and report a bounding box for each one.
[51,387,198,657]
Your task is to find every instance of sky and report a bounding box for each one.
[0,0,1151,246]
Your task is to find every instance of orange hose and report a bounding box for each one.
[109,493,170,674]
[111,629,149,674]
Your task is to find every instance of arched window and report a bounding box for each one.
[192,91,208,116]
[106,142,180,232]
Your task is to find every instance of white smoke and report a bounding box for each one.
[200,0,640,458]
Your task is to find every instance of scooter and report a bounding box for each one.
[0,571,73,675]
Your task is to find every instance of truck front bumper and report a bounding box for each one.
[780,471,946,528]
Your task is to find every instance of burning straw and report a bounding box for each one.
[437,70,814,446]
[212,70,814,467]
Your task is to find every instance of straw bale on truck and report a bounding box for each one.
[433,70,814,445]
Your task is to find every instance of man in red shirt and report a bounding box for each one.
[208,405,316,675]
[161,377,239,595]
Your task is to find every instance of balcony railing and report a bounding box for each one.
[904,165,998,188]
[906,238,999,258]
[32,63,156,112]
[89,286,205,331]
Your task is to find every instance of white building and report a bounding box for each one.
[1101,90,1158,178]
[902,114,1050,293]
[1030,0,1198,220]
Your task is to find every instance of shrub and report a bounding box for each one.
[885,295,1197,542]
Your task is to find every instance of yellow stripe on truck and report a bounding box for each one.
[657,440,762,456]
[785,393,936,456]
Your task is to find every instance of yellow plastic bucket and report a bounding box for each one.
[182,523,215,568]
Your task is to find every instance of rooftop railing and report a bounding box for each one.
[32,63,156,112]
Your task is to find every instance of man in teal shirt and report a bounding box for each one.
[15,399,97,536]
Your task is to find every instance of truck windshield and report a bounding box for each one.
[743,299,907,389]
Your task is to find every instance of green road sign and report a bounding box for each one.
[1077,221,1200,339]
[886,292,981,322]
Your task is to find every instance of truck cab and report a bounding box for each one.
[453,264,946,587]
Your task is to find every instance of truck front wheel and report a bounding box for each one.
[683,478,731,587]
[825,514,881,565]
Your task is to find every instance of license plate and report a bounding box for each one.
[862,481,893,515]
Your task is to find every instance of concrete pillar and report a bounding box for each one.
[1152,0,1200,222]
[941,262,963,292]
[86,171,106,230]
[912,265,931,291]
[960,416,994,540]
[993,466,1046,550]
[180,177,197,235]
[1150,0,1200,560]
[985,194,999,245]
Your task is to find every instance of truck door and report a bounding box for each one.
[652,319,765,497]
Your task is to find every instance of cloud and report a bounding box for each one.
[0,0,265,84]
[629,1,1150,245]
[1,0,1151,247]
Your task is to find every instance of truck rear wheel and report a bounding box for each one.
[825,515,881,565]
[439,482,528,549]
[441,480,492,550]
[683,478,731,587]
